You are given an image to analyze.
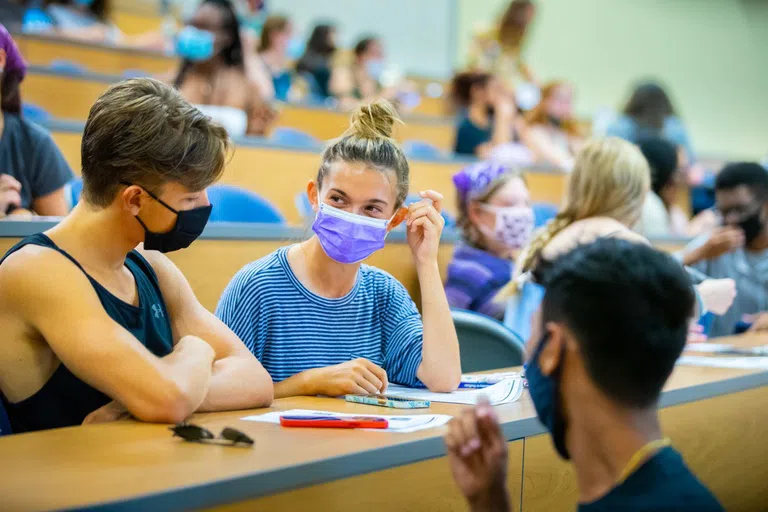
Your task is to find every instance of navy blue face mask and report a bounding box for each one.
[526,333,570,460]
[124,183,212,253]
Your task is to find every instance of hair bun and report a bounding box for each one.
[348,99,401,140]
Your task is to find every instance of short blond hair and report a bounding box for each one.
[498,137,650,298]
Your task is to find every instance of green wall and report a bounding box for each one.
[456,0,767,160]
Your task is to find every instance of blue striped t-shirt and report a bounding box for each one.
[216,246,424,386]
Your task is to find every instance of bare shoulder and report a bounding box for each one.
[135,247,184,283]
[0,245,91,310]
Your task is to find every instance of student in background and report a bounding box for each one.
[0,25,72,218]
[497,138,736,333]
[173,0,274,136]
[217,100,461,397]
[0,78,273,434]
[636,137,690,237]
[446,239,723,512]
[37,0,121,44]
[467,0,537,91]
[253,15,294,102]
[445,162,533,320]
[682,162,768,336]
[296,23,337,99]
[607,82,695,163]
[451,72,517,158]
[523,81,583,170]
[331,36,396,109]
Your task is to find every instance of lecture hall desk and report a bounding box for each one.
[21,69,457,151]
[13,34,178,76]
[41,120,569,226]
[0,331,764,512]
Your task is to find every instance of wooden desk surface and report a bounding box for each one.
[14,34,178,76]
[0,334,765,511]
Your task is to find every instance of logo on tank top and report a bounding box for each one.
[151,304,164,319]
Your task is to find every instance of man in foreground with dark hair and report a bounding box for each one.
[682,162,768,335]
[0,78,273,434]
[445,239,723,511]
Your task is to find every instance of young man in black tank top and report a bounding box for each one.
[445,240,723,511]
[0,78,273,433]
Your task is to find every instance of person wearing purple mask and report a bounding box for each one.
[0,24,72,218]
[217,99,461,398]
[445,162,533,320]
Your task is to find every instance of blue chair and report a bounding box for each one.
[295,191,314,220]
[122,69,149,79]
[452,309,526,372]
[532,202,558,228]
[22,103,51,124]
[0,398,10,437]
[270,127,321,149]
[403,140,445,160]
[66,178,83,209]
[207,185,285,223]
[49,59,87,75]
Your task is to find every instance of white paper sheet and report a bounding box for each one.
[241,409,452,433]
[677,355,768,370]
[684,344,768,355]
[385,378,525,406]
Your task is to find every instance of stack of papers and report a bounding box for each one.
[242,409,452,433]
[677,355,768,370]
[385,377,524,406]
[684,344,768,356]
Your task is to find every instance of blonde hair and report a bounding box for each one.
[316,99,410,208]
[497,137,650,298]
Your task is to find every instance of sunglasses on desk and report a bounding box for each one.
[170,423,254,447]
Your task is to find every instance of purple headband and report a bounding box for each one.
[453,161,511,203]
[0,24,27,79]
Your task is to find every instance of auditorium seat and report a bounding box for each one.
[49,59,87,75]
[66,178,83,209]
[207,185,285,224]
[533,202,559,227]
[22,103,52,124]
[270,127,321,149]
[403,140,446,160]
[451,309,525,372]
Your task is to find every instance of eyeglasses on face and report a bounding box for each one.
[170,423,254,447]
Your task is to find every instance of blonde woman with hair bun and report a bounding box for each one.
[500,137,736,341]
[217,99,461,398]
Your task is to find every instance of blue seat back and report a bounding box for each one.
[50,59,87,75]
[270,127,320,149]
[532,202,558,228]
[403,140,444,160]
[207,185,285,223]
[22,103,51,124]
[122,69,149,78]
[0,398,10,436]
[66,178,83,209]
[452,309,525,372]
[295,191,314,220]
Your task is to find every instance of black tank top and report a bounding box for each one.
[0,233,174,433]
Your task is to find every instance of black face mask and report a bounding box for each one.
[124,183,212,253]
[738,209,764,246]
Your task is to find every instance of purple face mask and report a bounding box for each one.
[312,202,391,264]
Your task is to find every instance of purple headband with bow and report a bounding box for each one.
[453,161,511,203]
[0,24,27,79]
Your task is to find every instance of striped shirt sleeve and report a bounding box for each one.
[380,275,424,387]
